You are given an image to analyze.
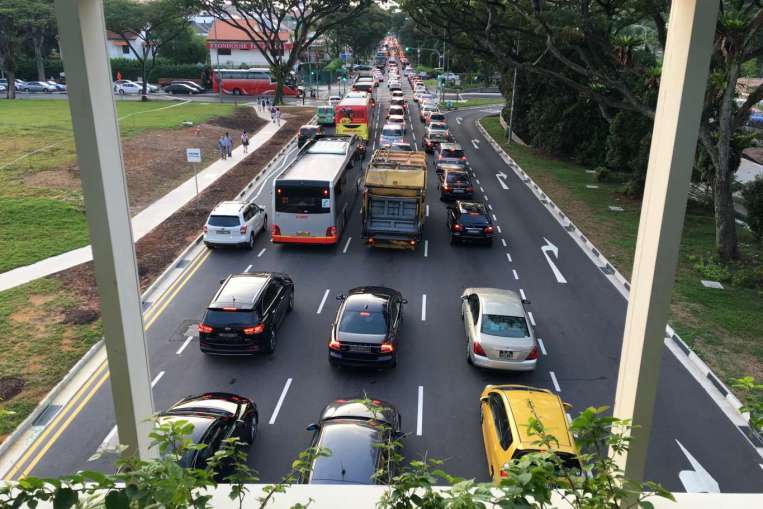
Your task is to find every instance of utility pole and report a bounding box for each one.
[507,39,519,144]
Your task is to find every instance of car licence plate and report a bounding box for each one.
[296,231,311,237]
[453,188,464,193]
[218,333,238,338]
[216,229,230,234]
[467,228,481,234]
[349,344,373,353]
[499,350,514,359]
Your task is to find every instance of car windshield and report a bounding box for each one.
[311,423,380,484]
[481,315,530,338]
[446,172,469,183]
[208,215,240,227]
[339,310,387,335]
[441,148,465,158]
[459,211,489,226]
[382,127,403,137]
[204,309,254,327]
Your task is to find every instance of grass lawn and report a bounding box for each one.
[0,277,102,439]
[0,100,235,273]
[481,115,763,386]
[442,98,506,109]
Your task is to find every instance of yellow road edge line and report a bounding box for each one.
[20,370,112,479]
[143,249,211,330]
[8,247,213,479]
[4,361,109,480]
[142,247,207,323]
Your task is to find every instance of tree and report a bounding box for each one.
[325,3,390,62]
[194,0,374,104]
[0,0,51,99]
[158,25,208,64]
[403,0,763,261]
[104,0,194,97]
[28,0,56,81]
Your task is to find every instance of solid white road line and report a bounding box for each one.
[512,269,519,280]
[496,225,502,233]
[421,294,427,321]
[176,336,193,355]
[550,371,561,392]
[412,132,417,141]
[501,238,507,247]
[426,204,429,217]
[151,371,165,388]
[527,311,536,327]
[269,378,293,424]
[538,338,547,355]
[316,289,330,314]
[492,214,497,221]
[424,240,429,258]
[519,289,526,300]
[506,253,513,262]
[245,264,253,272]
[475,179,481,184]
[257,248,266,257]
[488,204,493,211]
[480,186,485,193]
[343,236,352,254]
[417,386,424,436]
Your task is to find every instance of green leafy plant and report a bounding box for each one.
[693,256,732,282]
[731,377,763,436]
[742,177,763,241]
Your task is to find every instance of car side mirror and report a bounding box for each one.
[522,299,531,305]
[563,402,573,411]
[480,396,489,403]
[460,295,468,301]
[306,423,320,432]
[402,299,408,304]
[336,294,345,301]
[219,279,226,285]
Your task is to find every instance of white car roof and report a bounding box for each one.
[210,201,247,216]
[469,288,525,317]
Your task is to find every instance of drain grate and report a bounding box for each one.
[33,404,62,427]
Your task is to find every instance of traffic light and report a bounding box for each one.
[405,47,411,51]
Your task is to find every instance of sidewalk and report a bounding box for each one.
[0,107,284,293]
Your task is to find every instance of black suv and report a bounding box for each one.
[199,272,294,355]
[447,201,495,245]
[439,167,474,200]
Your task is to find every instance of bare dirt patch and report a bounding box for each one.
[23,107,267,215]
[0,377,25,401]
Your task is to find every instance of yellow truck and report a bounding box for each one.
[361,150,427,250]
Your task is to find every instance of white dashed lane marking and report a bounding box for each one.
[316,289,330,314]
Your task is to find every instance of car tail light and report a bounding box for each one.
[380,343,394,353]
[240,224,248,235]
[272,224,281,236]
[526,345,539,360]
[473,341,487,356]
[198,323,214,334]
[484,226,494,234]
[243,323,265,335]
[326,226,337,238]
[329,339,342,351]
[452,224,463,232]
[466,187,474,193]
[461,156,466,160]
[409,240,416,246]
[442,183,449,191]
[203,225,208,233]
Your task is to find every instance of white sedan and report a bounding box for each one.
[113,82,142,95]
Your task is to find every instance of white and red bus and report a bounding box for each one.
[212,68,303,96]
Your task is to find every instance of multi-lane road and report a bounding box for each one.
[7,69,763,492]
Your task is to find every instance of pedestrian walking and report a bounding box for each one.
[275,107,281,126]
[241,130,249,154]
[217,135,227,160]
[224,132,233,158]
[270,105,276,124]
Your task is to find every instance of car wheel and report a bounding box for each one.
[287,288,294,311]
[204,242,214,249]
[247,415,258,444]
[233,88,241,96]
[390,353,398,368]
[266,329,277,353]
[262,215,268,235]
[119,89,125,95]
[466,342,473,364]
[485,238,493,247]
[450,234,457,245]
[247,233,255,250]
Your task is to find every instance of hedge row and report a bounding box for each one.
[10,57,207,83]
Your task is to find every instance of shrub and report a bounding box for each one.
[595,166,611,182]
[730,265,763,288]
[742,176,763,241]
[694,256,732,282]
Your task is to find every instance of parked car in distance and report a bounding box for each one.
[169,80,204,92]
[163,83,200,95]
[46,80,67,91]
[462,288,538,369]
[159,392,258,473]
[17,81,47,93]
[447,200,494,245]
[203,200,267,249]
[329,287,406,368]
[199,272,294,355]
[114,81,141,95]
[304,398,402,484]
[0,83,6,93]
[480,385,579,482]
[298,124,322,148]
[440,167,474,201]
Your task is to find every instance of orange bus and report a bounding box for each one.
[212,68,303,96]
[335,96,372,141]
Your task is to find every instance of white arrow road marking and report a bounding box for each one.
[471,139,480,150]
[676,440,720,493]
[541,237,568,284]
[456,117,463,125]
[495,171,509,190]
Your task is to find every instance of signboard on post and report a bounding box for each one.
[186,148,202,163]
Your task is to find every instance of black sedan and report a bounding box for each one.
[447,201,496,245]
[328,287,406,368]
[439,167,474,200]
[199,272,294,355]
[164,83,200,95]
[158,392,258,472]
[304,398,402,484]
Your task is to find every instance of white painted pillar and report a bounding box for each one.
[612,0,719,483]
[53,0,154,459]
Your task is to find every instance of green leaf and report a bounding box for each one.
[104,490,129,509]
[52,488,77,509]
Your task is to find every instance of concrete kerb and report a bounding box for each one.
[476,116,763,456]
[0,129,302,468]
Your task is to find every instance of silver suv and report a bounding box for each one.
[203,201,267,249]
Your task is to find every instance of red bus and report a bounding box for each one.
[335,96,371,140]
[212,68,303,96]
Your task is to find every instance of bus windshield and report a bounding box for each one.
[275,183,330,214]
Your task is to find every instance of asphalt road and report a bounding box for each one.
[13,71,763,492]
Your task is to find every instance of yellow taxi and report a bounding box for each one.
[479,384,579,482]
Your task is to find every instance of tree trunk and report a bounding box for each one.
[714,60,741,261]
[141,57,149,101]
[7,68,16,99]
[33,35,46,81]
